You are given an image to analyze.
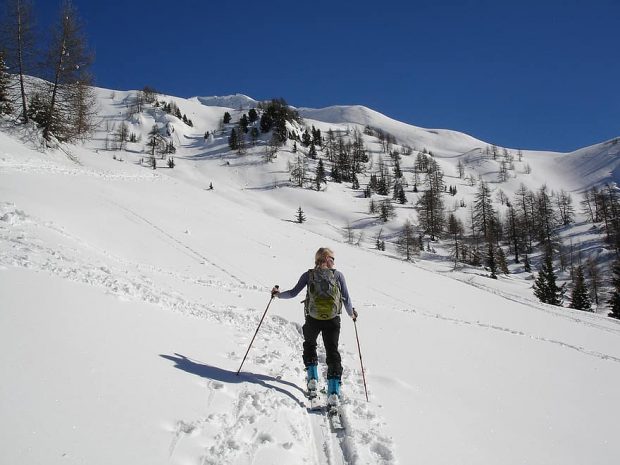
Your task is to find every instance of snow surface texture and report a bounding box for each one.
[1,89,620,465]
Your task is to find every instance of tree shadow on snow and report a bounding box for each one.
[159,353,305,407]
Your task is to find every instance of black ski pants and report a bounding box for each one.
[302,315,342,379]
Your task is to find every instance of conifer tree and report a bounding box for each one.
[2,0,36,122]
[239,114,249,133]
[308,142,317,159]
[312,126,322,146]
[415,159,445,240]
[379,199,395,222]
[296,207,306,224]
[147,124,161,156]
[446,213,464,268]
[250,126,259,145]
[41,1,95,142]
[228,128,239,150]
[315,158,327,191]
[533,248,565,306]
[607,260,620,320]
[223,111,231,124]
[248,108,258,123]
[486,242,498,279]
[569,265,591,311]
[302,129,311,147]
[585,257,602,306]
[290,154,306,187]
[0,51,12,115]
[497,246,509,275]
[397,220,417,261]
[473,181,496,241]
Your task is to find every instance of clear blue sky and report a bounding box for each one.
[36,0,619,152]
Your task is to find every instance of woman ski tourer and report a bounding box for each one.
[272,247,357,407]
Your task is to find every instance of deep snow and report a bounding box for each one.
[1,88,620,465]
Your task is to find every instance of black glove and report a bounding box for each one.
[271,285,280,297]
[352,308,358,321]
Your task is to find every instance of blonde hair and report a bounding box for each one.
[314,247,334,268]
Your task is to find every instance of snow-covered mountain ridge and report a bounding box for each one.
[1,86,620,465]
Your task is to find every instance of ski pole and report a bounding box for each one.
[353,318,369,402]
[236,286,278,375]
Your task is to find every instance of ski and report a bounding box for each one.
[307,390,322,411]
[327,404,345,430]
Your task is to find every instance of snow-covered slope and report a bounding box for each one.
[192,94,258,110]
[300,104,487,156]
[1,89,620,465]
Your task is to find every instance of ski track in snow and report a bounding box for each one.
[368,286,620,365]
[407,308,620,364]
[0,201,396,465]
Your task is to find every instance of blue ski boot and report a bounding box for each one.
[326,378,344,429]
[306,364,319,398]
[327,378,341,407]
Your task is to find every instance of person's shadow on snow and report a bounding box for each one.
[160,353,305,407]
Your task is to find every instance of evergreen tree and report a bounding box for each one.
[228,128,239,150]
[312,126,322,146]
[556,190,575,226]
[397,220,418,261]
[248,108,258,123]
[308,142,317,159]
[2,0,36,122]
[239,114,249,133]
[70,78,97,140]
[497,246,509,275]
[296,207,306,224]
[415,159,445,240]
[250,126,259,145]
[473,181,496,241]
[315,158,327,190]
[585,257,602,306]
[396,184,407,204]
[533,248,565,306]
[569,265,591,311]
[379,199,395,222]
[505,205,522,263]
[368,198,377,214]
[289,154,306,187]
[41,1,95,142]
[115,121,129,151]
[223,111,232,124]
[0,51,12,115]
[302,129,312,147]
[259,111,273,133]
[608,260,620,320]
[446,213,464,268]
[147,124,161,156]
[486,242,498,279]
[534,184,557,247]
[375,228,385,251]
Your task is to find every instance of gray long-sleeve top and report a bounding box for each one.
[277,269,355,317]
